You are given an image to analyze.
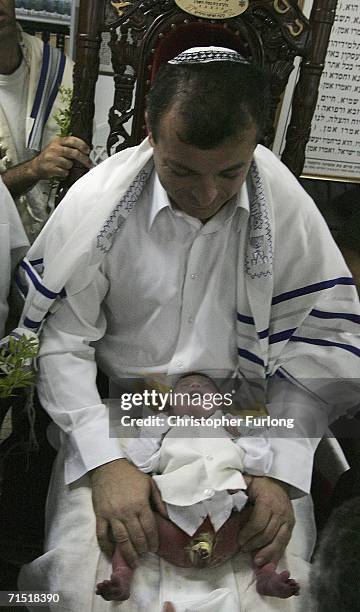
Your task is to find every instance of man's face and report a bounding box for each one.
[148,106,258,221]
[0,1,16,39]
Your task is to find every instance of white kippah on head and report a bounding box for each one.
[168,46,249,65]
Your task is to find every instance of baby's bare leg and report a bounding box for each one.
[96,545,133,601]
[255,561,300,598]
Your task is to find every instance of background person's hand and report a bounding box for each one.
[29,136,92,180]
[238,475,295,566]
[90,458,160,568]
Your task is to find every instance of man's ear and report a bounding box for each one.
[145,111,154,147]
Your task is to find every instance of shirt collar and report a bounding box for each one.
[148,171,171,229]
[148,170,250,232]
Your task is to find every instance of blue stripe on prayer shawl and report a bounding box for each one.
[43,52,65,126]
[272,277,355,306]
[237,313,269,339]
[27,44,66,150]
[20,260,66,300]
[310,308,360,325]
[30,258,44,266]
[289,335,360,358]
[238,348,265,366]
[269,328,297,344]
[23,317,41,330]
[237,313,255,325]
[30,43,50,121]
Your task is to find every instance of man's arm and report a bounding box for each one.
[2,136,91,198]
[37,272,162,567]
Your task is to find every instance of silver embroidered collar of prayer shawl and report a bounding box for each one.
[168,46,249,65]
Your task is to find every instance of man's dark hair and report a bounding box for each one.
[146,61,270,149]
[311,497,360,612]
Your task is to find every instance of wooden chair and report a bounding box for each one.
[62,0,337,194]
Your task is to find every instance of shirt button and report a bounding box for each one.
[204,488,214,498]
[188,316,194,324]
[190,273,199,280]
[206,455,213,461]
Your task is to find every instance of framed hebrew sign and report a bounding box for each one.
[303,0,360,181]
[275,0,360,182]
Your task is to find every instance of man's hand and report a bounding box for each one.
[29,136,92,180]
[90,458,161,569]
[238,476,295,566]
[2,136,92,199]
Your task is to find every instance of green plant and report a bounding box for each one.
[47,86,73,210]
[53,86,73,137]
[0,335,39,399]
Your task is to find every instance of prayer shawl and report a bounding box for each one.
[17,138,360,423]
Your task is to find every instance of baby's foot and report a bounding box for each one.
[255,562,300,599]
[96,572,131,601]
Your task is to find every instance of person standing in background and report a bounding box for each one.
[0,0,91,243]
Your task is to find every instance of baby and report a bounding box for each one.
[96,374,299,602]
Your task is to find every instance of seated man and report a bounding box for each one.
[0,0,91,242]
[18,47,359,611]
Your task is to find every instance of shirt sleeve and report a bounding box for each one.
[37,268,126,485]
[235,435,273,476]
[125,437,163,473]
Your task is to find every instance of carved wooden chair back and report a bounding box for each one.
[63,0,336,193]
